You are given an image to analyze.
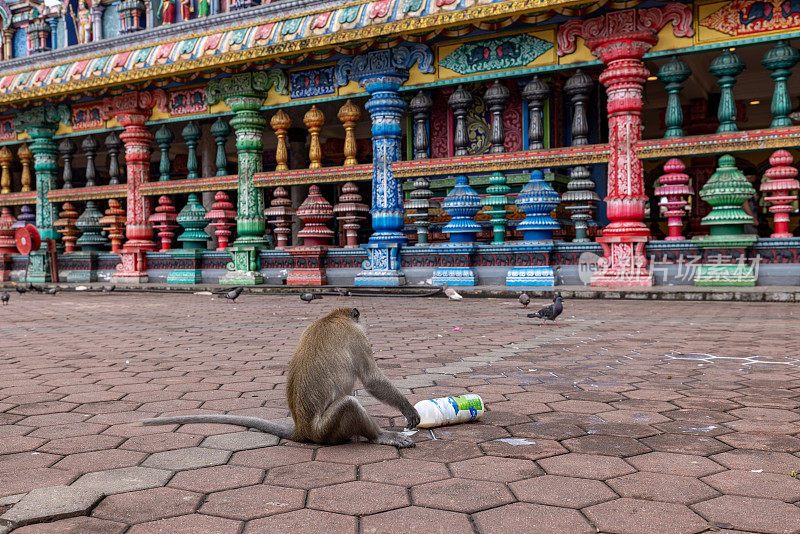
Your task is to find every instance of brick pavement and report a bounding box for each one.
[0,292,799,533]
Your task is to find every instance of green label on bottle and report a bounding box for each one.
[452,395,483,421]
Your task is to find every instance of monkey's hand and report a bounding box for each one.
[404,407,421,429]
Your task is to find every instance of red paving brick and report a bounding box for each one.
[1,294,800,532]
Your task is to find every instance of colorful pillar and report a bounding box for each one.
[206,70,288,285]
[101,90,167,283]
[557,3,694,287]
[335,44,434,286]
[15,105,70,282]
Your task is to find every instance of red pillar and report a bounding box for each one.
[101,91,166,282]
[557,4,694,286]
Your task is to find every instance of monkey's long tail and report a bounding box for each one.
[141,415,295,440]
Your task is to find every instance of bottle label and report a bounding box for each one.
[450,395,483,422]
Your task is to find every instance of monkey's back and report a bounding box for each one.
[287,309,369,441]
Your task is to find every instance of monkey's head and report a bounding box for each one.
[326,307,361,322]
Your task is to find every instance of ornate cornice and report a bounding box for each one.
[0,0,589,106]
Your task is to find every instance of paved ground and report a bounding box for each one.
[0,292,799,533]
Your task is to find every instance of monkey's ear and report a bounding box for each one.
[350,308,360,320]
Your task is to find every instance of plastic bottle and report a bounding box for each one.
[413,394,485,428]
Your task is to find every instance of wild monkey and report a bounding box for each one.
[142,308,420,448]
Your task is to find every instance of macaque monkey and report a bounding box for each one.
[142,308,420,448]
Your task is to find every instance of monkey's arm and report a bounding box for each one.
[358,359,420,429]
[141,415,295,440]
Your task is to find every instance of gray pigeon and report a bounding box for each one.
[335,287,351,297]
[102,285,116,293]
[519,293,530,308]
[442,282,462,301]
[46,286,60,296]
[527,293,563,325]
[225,287,244,303]
[300,292,321,303]
[1,291,8,305]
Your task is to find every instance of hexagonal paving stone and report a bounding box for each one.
[120,433,204,453]
[199,484,305,520]
[244,509,357,534]
[230,445,313,468]
[507,421,585,440]
[313,443,398,465]
[728,407,800,422]
[127,513,242,534]
[71,467,173,495]
[585,498,708,534]
[0,485,104,528]
[548,400,612,414]
[509,475,617,508]
[400,441,482,463]
[716,432,800,452]
[308,481,408,516]
[579,422,659,439]
[13,516,127,534]
[640,434,729,455]
[710,450,800,474]
[479,438,568,461]
[92,487,202,524]
[626,452,724,477]
[264,461,355,489]
[693,495,800,533]
[653,421,732,437]
[537,453,636,479]
[0,468,80,498]
[361,506,472,534]
[200,431,280,451]
[473,502,593,533]
[606,472,719,504]
[360,458,450,487]
[168,464,264,493]
[702,470,800,502]
[142,447,231,470]
[52,449,147,473]
[411,478,514,513]
[448,455,542,482]
[562,434,651,457]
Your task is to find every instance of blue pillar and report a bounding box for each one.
[336,44,433,286]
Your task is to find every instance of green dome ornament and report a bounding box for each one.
[693,154,757,286]
[176,193,210,250]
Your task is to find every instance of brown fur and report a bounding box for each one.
[142,307,419,448]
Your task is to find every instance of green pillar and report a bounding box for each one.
[15,105,69,282]
[182,121,201,180]
[762,41,800,128]
[211,117,230,177]
[206,70,287,285]
[657,56,691,138]
[709,50,745,134]
[155,125,174,182]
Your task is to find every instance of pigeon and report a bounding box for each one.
[1,291,8,305]
[15,286,27,294]
[527,292,563,326]
[46,286,60,295]
[335,287,351,297]
[28,284,44,293]
[300,293,321,303]
[225,287,244,303]
[519,293,530,308]
[442,282,463,301]
[102,285,115,293]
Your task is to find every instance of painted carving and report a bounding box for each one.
[440,34,553,75]
[0,117,14,141]
[180,0,192,20]
[71,102,104,131]
[169,87,206,116]
[557,3,694,56]
[77,0,92,44]
[290,66,336,99]
[158,0,175,24]
[701,0,800,36]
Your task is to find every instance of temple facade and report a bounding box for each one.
[0,0,798,287]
